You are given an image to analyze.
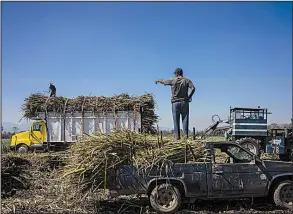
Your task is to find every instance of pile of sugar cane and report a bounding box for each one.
[62,130,209,193]
[1,156,31,199]
[0,153,88,214]
[21,93,158,133]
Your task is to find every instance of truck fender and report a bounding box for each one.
[146,178,187,197]
[268,173,293,191]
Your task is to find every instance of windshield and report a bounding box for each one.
[233,109,266,120]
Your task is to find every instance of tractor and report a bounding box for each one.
[228,107,293,161]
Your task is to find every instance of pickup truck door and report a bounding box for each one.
[208,144,268,198]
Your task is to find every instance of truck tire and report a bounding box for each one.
[149,183,182,214]
[17,144,29,153]
[236,137,260,156]
[273,181,293,210]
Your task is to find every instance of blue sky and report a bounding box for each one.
[2,2,292,130]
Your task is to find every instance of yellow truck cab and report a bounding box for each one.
[10,111,141,153]
[10,121,48,153]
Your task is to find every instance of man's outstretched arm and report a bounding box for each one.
[155,79,173,85]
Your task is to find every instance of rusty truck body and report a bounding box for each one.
[110,142,293,214]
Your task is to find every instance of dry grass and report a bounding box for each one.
[1,139,11,154]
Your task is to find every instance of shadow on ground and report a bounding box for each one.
[97,196,292,214]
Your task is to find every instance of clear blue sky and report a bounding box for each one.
[2,2,292,130]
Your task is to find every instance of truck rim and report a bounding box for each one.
[156,188,176,210]
[18,145,28,153]
[280,184,293,205]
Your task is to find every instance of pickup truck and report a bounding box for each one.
[109,141,293,214]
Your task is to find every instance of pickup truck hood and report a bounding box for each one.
[263,160,293,172]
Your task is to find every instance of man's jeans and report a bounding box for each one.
[172,101,189,140]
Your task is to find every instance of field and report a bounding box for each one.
[0,134,290,214]
[1,139,10,154]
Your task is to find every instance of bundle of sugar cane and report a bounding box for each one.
[133,139,209,171]
[62,130,163,192]
[62,130,210,193]
[22,93,158,133]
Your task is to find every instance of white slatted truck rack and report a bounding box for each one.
[38,111,141,143]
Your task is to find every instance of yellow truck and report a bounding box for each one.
[10,111,142,153]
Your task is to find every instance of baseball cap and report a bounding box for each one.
[174,68,183,75]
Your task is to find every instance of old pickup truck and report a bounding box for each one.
[109,141,293,214]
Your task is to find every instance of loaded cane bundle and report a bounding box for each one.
[21,93,158,133]
[63,130,209,193]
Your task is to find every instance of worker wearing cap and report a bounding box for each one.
[49,83,56,97]
[156,68,195,140]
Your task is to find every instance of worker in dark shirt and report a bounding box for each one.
[156,68,195,140]
[49,83,56,97]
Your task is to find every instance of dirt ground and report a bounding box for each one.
[95,195,293,214]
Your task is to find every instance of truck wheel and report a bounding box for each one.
[149,183,181,214]
[273,181,293,210]
[17,144,29,153]
[236,137,260,156]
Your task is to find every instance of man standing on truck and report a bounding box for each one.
[49,83,56,97]
[155,68,195,140]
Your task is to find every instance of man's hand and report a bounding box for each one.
[187,87,195,102]
[184,96,192,102]
[155,80,164,84]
